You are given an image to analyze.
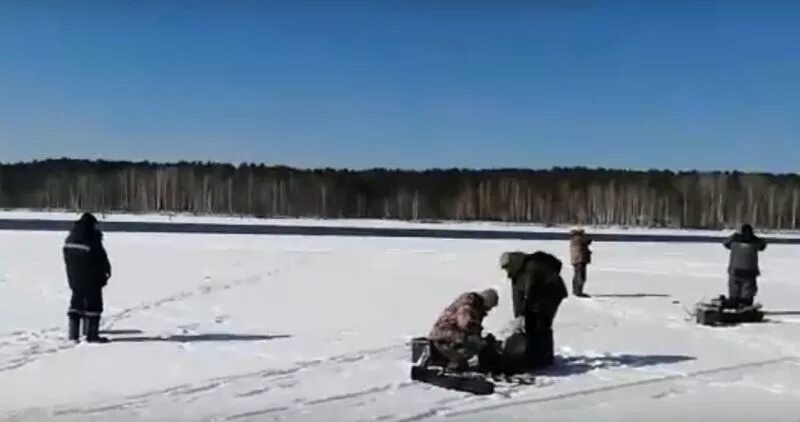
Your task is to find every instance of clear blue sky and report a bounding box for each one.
[1,1,798,172]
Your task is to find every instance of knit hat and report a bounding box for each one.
[73,212,98,234]
[500,251,526,275]
[79,213,98,226]
[479,288,499,309]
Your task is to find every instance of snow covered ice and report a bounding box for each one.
[2,221,800,421]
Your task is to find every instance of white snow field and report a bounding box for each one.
[2,228,800,421]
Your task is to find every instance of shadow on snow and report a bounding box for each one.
[589,293,672,299]
[99,329,144,335]
[763,310,800,316]
[108,333,292,343]
[540,353,696,378]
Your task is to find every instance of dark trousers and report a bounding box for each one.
[572,264,587,295]
[728,275,757,307]
[525,298,563,368]
[511,279,525,318]
[68,289,104,317]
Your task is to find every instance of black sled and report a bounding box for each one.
[409,337,495,395]
[695,295,764,326]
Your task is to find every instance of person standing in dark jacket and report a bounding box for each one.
[724,224,766,308]
[63,213,111,343]
[500,251,568,369]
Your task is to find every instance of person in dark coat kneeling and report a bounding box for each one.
[63,213,111,343]
[724,223,766,308]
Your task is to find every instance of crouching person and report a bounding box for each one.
[428,288,500,371]
[501,251,568,369]
[724,223,766,308]
[63,213,111,343]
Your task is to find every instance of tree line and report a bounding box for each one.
[1,158,799,230]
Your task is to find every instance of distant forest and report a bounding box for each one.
[1,159,800,230]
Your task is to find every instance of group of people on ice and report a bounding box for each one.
[59,212,768,361]
[422,229,592,374]
[423,224,768,374]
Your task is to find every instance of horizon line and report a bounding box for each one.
[2,156,798,177]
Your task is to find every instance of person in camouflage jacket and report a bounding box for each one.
[569,228,592,297]
[428,288,499,370]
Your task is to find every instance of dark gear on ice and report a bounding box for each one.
[63,213,111,343]
[428,289,499,370]
[723,224,766,308]
[569,229,592,297]
[500,250,568,369]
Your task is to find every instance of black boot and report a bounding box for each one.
[575,283,590,297]
[573,279,589,297]
[68,315,81,342]
[537,329,555,367]
[85,317,109,343]
[525,328,556,370]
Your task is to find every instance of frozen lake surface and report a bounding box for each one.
[1,215,799,421]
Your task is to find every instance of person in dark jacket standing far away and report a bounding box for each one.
[500,251,568,369]
[569,228,592,297]
[428,288,499,371]
[63,213,111,343]
[724,224,766,308]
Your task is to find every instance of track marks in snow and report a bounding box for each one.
[443,356,798,418]
[302,382,413,407]
[0,255,314,374]
[19,339,698,422]
[389,353,796,421]
[45,343,408,419]
[225,406,290,420]
[389,376,557,422]
[101,254,314,331]
[0,336,80,372]
[235,385,278,398]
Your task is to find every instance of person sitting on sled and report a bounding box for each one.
[724,223,767,308]
[427,288,500,371]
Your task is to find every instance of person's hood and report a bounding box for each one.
[499,251,526,276]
